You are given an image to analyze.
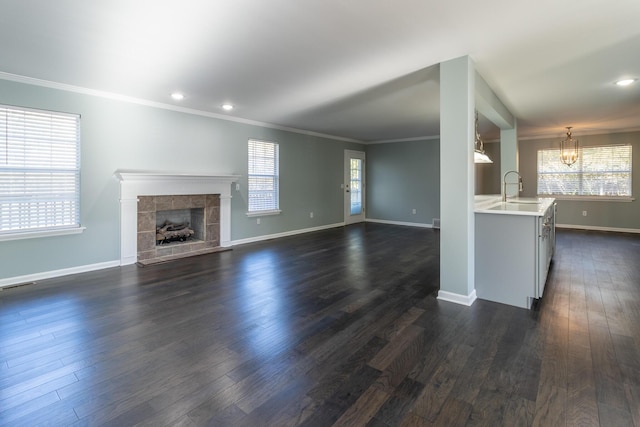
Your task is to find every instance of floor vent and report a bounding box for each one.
[432,218,441,229]
[1,281,36,291]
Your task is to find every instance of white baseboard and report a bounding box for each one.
[556,224,640,234]
[0,219,448,289]
[230,222,345,246]
[0,260,120,289]
[437,289,478,306]
[1,223,346,288]
[365,218,433,228]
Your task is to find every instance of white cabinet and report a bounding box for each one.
[474,198,555,309]
[537,203,555,298]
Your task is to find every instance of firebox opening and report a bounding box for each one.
[155,208,204,245]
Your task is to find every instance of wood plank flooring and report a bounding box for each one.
[1,223,640,426]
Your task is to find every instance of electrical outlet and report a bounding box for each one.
[412,209,417,215]
[257,218,261,225]
[310,212,314,218]
[235,183,240,191]
[582,210,587,216]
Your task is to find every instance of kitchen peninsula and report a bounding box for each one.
[474,195,556,309]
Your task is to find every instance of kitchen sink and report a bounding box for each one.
[505,199,542,204]
[487,203,543,212]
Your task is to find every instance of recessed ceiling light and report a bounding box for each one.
[222,104,234,111]
[171,92,185,100]
[615,79,636,87]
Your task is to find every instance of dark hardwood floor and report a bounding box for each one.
[1,223,640,426]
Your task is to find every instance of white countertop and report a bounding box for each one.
[475,195,555,216]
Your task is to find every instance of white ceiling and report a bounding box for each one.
[1,0,639,142]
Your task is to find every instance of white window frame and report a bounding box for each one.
[537,144,633,202]
[0,104,84,241]
[247,139,281,216]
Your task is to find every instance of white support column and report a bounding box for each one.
[438,56,477,306]
[219,195,232,247]
[119,197,139,266]
[500,122,519,179]
[476,70,518,185]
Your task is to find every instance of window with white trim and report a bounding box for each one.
[537,144,632,197]
[0,105,81,236]
[248,139,279,213]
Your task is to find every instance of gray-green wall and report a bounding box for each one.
[365,131,640,233]
[519,131,640,231]
[0,79,363,280]
[365,139,440,225]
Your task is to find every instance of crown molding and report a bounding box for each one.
[0,72,363,144]
[366,135,440,144]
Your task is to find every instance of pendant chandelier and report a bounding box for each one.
[560,126,579,166]
[474,110,492,163]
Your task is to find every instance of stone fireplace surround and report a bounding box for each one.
[137,195,218,265]
[115,171,239,266]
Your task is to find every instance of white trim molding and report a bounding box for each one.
[556,224,640,234]
[543,195,634,202]
[231,223,344,246]
[0,226,86,242]
[0,222,344,289]
[0,72,362,144]
[246,209,282,217]
[366,134,440,145]
[437,289,478,306]
[365,218,433,228]
[115,171,240,265]
[0,260,120,289]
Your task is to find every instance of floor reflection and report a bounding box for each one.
[237,250,291,357]
[0,295,90,399]
[345,226,368,287]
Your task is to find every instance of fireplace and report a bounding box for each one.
[115,171,239,266]
[136,195,220,265]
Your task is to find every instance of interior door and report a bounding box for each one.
[344,150,366,224]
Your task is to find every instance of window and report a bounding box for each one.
[349,158,363,215]
[537,144,632,198]
[0,105,81,238]
[248,139,279,214]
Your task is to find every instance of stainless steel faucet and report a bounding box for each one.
[502,170,523,202]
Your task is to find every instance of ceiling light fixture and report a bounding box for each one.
[222,104,234,111]
[474,110,492,164]
[615,78,636,86]
[171,92,185,101]
[560,126,579,166]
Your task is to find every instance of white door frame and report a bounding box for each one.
[344,150,366,224]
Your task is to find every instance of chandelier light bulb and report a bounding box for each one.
[560,126,579,166]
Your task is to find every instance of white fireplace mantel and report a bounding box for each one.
[115,170,240,265]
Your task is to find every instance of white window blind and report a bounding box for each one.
[537,144,632,197]
[0,105,81,235]
[248,139,279,212]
